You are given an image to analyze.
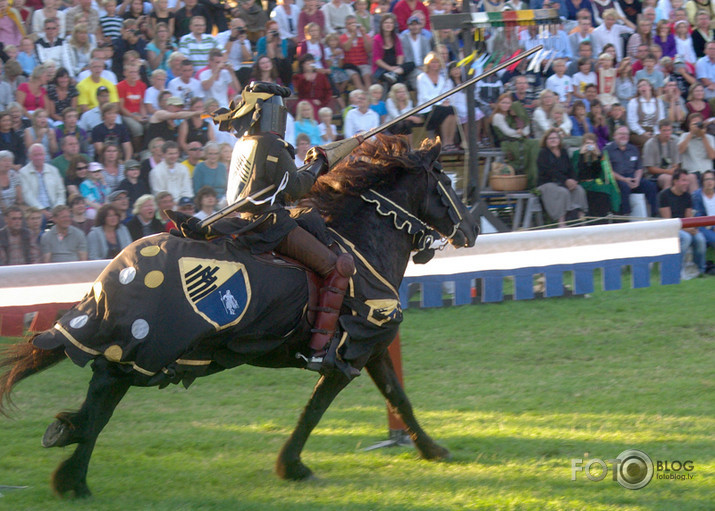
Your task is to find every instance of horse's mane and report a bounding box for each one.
[307,134,435,219]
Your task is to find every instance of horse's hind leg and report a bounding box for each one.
[48,358,131,498]
[365,350,450,461]
[276,372,350,481]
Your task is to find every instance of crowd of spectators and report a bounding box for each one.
[0,0,713,277]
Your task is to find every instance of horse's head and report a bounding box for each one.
[411,138,479,250]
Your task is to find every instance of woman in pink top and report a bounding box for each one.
[16,66,49,118]
[372,14,413,86]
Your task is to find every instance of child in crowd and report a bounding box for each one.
[635,53,665,94]
[17,37,36,75]
[368,83,387,122]
[324,33,349,100]
[294,100,322,146]
[544,58,573,104]
[572,57,597,100]
[294,133,311,167]
[100,0,124,43]
[354,0,372,35]
[596,52,618,108]
[80,162,111,217]
[607,102,628,134]
[318,106,337,143]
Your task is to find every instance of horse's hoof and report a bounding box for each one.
[277,460,314,481]
[42,419,74,448]
[420,444,451,461]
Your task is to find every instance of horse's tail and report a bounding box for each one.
[0,335,66,417]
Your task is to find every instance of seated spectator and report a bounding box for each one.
[46,68,80,125]
[627,79,666,149]
[146,93,201,143]
[416,52,457,150]
[111,20,148,81]
[16,66,50,118]
[192,185,217,221]
[250,55,282,85]
[223,18,253,87]
[176,195,195,216]
[199,48,240,109]
[491,93,540,188]
[604,126,659,216]
[126,193,164,240]
[77,58,120,113]
[146,21,173,72]
[87,203,132,259]
[297,23,326,69]
[678,112,715,191]
[175,0,213,40]
[92,103,133,161]
[256,20,292,85]
[155,190,175,228]
[218,142,232,168]
[181,140,204,177]
[99,142,125,191]
[178,15,218,72]
[36,17,65,67]
[272,0,300,48]
[144,69,167,115]
[108,189,131,222]
[40,204,88,262]
[99,0,124,43]
[167,58,204,107]
[75,47,119,84]
[116,159,151,209]
[572,57,597,101]
[148,0,175,40]
[373,14,411,88]
[32,0,66,38]
[51,135,86,177]
[691,11,714,59]
[80,161,111,212]
[64,155,91,197]
[321,0,354,34]
[150,140,193,199]
[324,33,349,98]
[571,100,595,137]
[685,82,712,122]
[139,136,164,185]
[55,107,89,157]
[0,112,25,167]
[68,193,93,235]
[192,142,226,199]
[0,204,40,265]
[62,23,95,79]
[635,53,665,94]
[368,83,387,122]
[643,119,682,189]
[659,169,707,277]
[550,105,574,141]
[693,170,715,250]
[343,89,379,139]
[392,0,431,32]
[537,129,588,227]
[341,15,372,91]
[298,0,325,43]
[24,109,58,162]
[318,106,337,143]
[0,150,20,207]
[674,19,696,66]
[616,57,638,105]
[17,36,38,76]
[294,100,322,146]
[588,100,610,148]
[19,144,66,220]
[294,133,310,166]
[117,63,148,150]
[399,15,431,90]
[660,78,688,128]
[575,133,621,216]
[385,82,420,135]
[293,54,333,118]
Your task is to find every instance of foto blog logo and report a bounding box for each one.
[571,449,654,490]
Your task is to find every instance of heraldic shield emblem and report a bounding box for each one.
[178,257,252,330]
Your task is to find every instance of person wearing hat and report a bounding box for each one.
[176,196,195,216]
[80,161,111,214]
[399,14,430,90]
[145,91,202,143]
[175,81,356,373]
[108,189,131,222]
[392,0,431,32]
[116,158,150,209]
[78,85,124,135]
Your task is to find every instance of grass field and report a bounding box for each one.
[0,278,713,511]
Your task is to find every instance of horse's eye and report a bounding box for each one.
[431,162,443,173]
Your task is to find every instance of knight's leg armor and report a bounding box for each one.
[275,227,355,357]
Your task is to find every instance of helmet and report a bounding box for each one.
[212,81,291,138]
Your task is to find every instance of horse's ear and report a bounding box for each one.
[422,136,442,164]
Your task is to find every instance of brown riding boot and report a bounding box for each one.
[275,227,356,369]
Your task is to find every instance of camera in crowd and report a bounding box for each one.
[269,30,279,39]
[696,121,704,130]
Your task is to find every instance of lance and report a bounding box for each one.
[200,45,541,229]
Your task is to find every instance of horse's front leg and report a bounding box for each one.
[365,350,450,461]
[276,372,350,480]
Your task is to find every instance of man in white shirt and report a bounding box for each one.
[19,144,66,220]
[695,41,715,100]
[35,17,65,66]
[222,18,253,86]
[199,49,241,108]
[590,8,633,62]
[271,0,299,43]
[149,141,193,200]
[343,90,379,138]
[168,59,204,107]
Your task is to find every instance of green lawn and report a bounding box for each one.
[0,278,712,510]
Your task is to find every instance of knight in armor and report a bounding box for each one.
[174,82,355,372]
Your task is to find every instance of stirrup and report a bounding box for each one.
[295,351,325,372]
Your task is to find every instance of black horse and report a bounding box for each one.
[0,136,478,498]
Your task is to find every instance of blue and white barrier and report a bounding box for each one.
[400,219,683,308]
